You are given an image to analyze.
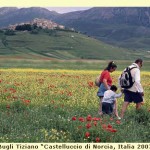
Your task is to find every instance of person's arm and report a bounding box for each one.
[118,75,122,91]
[103,79,110,90]
[134,69,144,94]
[110,92,122,103]
[114,93,122,98]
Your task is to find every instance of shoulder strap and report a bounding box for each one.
[129,66,137,71]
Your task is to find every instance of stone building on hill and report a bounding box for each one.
[8,18,65,30]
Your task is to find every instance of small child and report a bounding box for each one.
[102,85,123,119]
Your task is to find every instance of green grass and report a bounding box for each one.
[0,59,149,71]
[0,69,150,142]
[0,29,149,143]
[0,30,149,60]
[79,22,150,52]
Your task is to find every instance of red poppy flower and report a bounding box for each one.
[85,132,90,138]
[23,100,31,105]
[86,123,92,129]
[110,117,113,121]
[67,92,72,96]
[6,105,10,109]
[72,116,76,121]
[111,129,117,132]
[116,120,121,124]
[10,88,16,93]
[92,117,101,121]
[4,89,7,93]
[106,128,117,133]
[107,124,113,128]
[88,81,94,87]
[102,124,107,129]
[79,117,85,122]
[96,137,101,142]
[86,115,92,121]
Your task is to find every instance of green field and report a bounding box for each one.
[0,30,149,60]
[0,69,150,142]
[0,29,150,143]
[0,58,150,71]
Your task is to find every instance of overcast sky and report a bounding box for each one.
[46,7,92,13]
[16,7,92,14]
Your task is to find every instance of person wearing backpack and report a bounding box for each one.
[97,61,117,115]
[119,59,144,119]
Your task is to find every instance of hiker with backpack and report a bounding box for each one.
[97,61,117,115]
[119,59,144,119]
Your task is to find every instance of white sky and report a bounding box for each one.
[16,7,92,14]
[46,7,92,13]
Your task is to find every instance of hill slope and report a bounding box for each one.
[0,7,59,28]
[1,7,150,50]
[54,7,150,50]
[0,30,149,60]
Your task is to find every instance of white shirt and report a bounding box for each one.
[119,63,144,93]
[102,90,122,104]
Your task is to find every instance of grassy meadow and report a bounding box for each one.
[0,29,150,142]
[0,30,149,60]
[0,66,150,142]
[0,58,150,71]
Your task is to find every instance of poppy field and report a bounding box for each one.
[0,69,150,142]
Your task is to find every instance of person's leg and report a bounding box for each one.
[136,102,142,110]
[113,100,120,118]
[120,101,130,118]
[98,97,103,115]
[97,83,108,115]
[134,92,143,110]
[120,90,132,118]
[102,102,111,116]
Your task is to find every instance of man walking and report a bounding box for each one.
[119,59,144,118]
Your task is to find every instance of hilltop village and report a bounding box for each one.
[8,18,74,31]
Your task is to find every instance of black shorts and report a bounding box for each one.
[124,90,143,103]
[102,102,114,115]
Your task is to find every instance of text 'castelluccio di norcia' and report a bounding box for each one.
[1,143,150,150]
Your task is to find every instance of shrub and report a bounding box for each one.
[30,29,39,34]
[4,30,15,36]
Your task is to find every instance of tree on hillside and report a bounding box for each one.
[15,24,32,31]
[4,29,15,36]
[0,30,4,33]
[32,23,38,30]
